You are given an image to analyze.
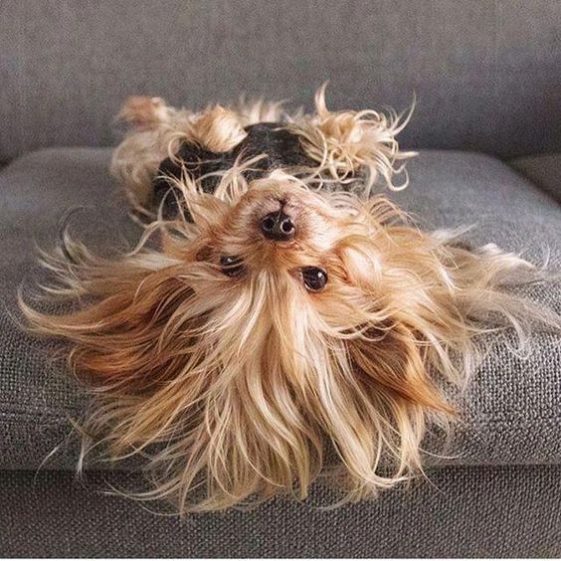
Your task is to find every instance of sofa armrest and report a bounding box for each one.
[509,154,561,203]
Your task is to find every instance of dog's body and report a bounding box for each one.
[21,89,560,513]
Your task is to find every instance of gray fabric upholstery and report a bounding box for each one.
[510,153,561,203]
[1,147,560,471]
[2,465,561,557]
[2,0,561,163]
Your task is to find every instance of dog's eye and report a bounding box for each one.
[220,255,244,277]
[301,267,328,292]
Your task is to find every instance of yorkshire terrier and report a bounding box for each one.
[20,87,560,513]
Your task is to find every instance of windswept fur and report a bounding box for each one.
[286,84,415,194]
[20,163,559,513]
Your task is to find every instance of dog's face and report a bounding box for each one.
[172,178,371,317]
[165,179,382,387]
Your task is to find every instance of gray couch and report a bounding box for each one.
[2,1,561,557]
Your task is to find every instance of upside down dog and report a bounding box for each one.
[20,87,560,513]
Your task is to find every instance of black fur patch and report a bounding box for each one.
[153,123,317,217]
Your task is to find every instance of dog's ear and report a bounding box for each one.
[22,269,197,392]
[117,96,172,130]
[345,322,453,414]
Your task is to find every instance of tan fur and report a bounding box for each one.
[117,96,172,128]
[20,90,560,514]
[287,84,415,193]
[189,105,247,152]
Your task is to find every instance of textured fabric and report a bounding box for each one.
[510,153,561,203]
[2,0,561,163]
[1,465,561,556]
[1,147,560,471]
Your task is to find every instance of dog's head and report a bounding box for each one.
[159,173,459,411]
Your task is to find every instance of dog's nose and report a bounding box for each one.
[260,210,295,241]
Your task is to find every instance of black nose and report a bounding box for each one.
[260,210,295,241]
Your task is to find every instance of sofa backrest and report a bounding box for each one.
[2,0,560,164]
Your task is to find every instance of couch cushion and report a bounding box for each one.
[1,148,560,470]
[510,153,561,203]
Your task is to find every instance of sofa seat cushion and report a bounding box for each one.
[1,148,560,470]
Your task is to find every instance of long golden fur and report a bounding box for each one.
[20,89,560,513]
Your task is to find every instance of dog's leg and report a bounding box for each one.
[111,97,182,209]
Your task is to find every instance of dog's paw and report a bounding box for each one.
[117,95,170,129]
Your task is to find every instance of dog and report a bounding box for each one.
[20,87,560,513]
